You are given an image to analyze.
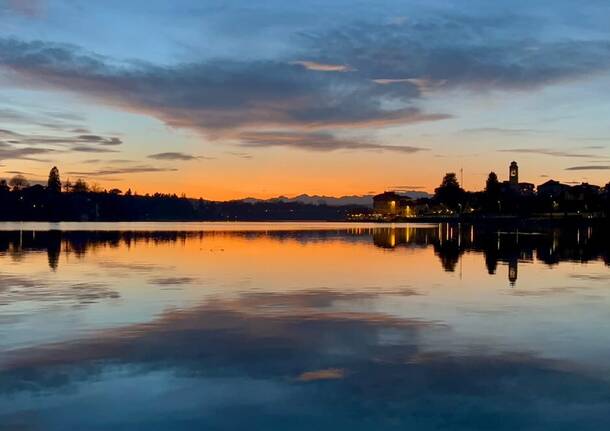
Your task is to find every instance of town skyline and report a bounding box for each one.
[2,1,610,199]
[4,159,607,202]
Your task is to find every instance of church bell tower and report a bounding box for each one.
[509,161,519,185]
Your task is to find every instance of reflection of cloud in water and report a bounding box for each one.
[236,288,421,312]
[569,273,610,282]
[1,290,610,430]
[297,368,345,382]
[98,261,173,273]
[0,274,119,307]
[509,285,601,297]
[148,277,198,286]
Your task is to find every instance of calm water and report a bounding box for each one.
[1,222,609,430]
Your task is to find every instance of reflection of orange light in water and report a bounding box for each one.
[5,231,449,294]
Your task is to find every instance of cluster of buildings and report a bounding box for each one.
[373,161,606,217]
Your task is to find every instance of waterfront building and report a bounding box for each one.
[373,191,414,217]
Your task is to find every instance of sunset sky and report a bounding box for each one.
[1,0,609,200]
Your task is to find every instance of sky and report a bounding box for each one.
[0,0,609,200]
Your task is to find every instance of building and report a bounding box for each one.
[568,183,601,201]
[501,161,535,196]
[509,161,519,185]
[373,191,414,217]
[537,180,571,199]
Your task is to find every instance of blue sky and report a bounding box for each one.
[1,0,609,198]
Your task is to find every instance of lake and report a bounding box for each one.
[1,222,609,430]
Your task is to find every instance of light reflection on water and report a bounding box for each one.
[0,222,609,430]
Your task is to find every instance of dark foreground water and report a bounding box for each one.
[1,222,609,430]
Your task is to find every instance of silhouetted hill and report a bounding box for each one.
[239,191,431,207]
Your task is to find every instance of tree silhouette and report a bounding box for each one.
[484,172,501,212]
[9,174,29,191]
[485,172,500,195]
[72,178,89,193]
[47,166,62,194]
[434,173,465,211]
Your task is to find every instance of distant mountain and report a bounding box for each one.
[239,191,431,207]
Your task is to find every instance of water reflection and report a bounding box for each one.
[1,223,610,430]
[2,284,610,430]
[2,224,608,287]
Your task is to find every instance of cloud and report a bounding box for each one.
[305,17,610,91]
[0,38,447,142]
[1,10,610,156]
[463,128,544,136]
[565,165,610,171]
[65,166,179,176]
[498,148,603,158]
[238,131,427,153]
[4,170,33,175]
[388,185,426,190]
[70,145,119,153]
[0,143,56,161]
[75,135,121,146]
[292,61,351,72]
[226,151,253,159]
[148,152,205,161]
[1,0,43,17]
[0,107,86,132]
[0,127,122,148]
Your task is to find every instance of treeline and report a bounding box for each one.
[0,168,366,221]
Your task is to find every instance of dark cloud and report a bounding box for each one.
[565,165,610,171]
[0,143,56,161]
[0,108,31,123]
[461,128,544,136]
[388,185,426,190]
[1,10,609,155]
[1,0,44,17]
[81,158,134,164]
[42,111,85,122]
[0,107,87,132]
[304,17,610,91]
[65,166,179,176]
[0,38,447,143]
[0,128,20,138]
[148,152,205,161]
[498,148,603,158]
[0,127,122,148]
[238,131,428,153]
[226,151,253,159]
[70,145,119,153]
[75,135,121,146]
[4,170,35,175]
